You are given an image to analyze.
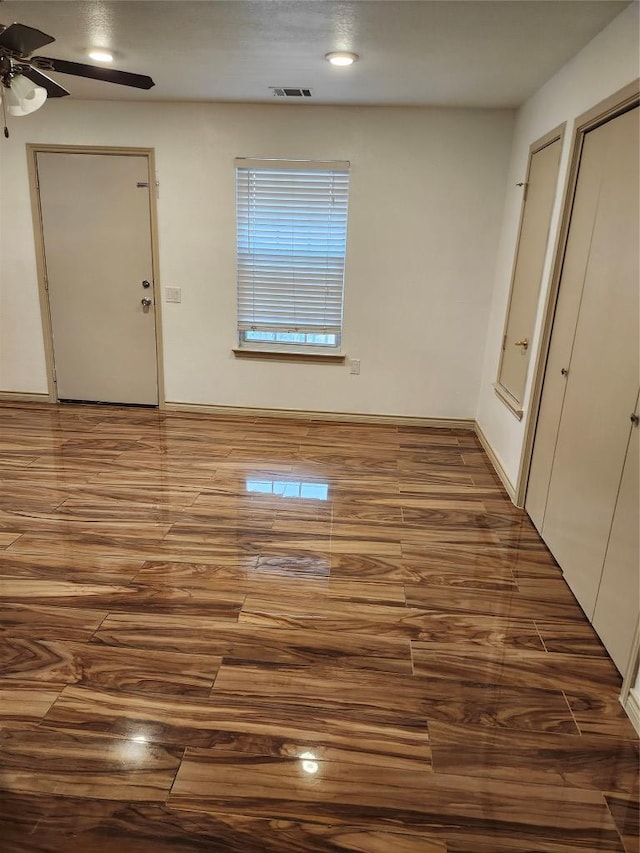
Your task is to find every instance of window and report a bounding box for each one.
[235,158,350,351]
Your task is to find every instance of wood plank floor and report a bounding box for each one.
[0,401,638,852]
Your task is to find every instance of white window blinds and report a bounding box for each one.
[236,159,350,344]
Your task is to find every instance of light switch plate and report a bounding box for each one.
[165,287,181,303]
[349,359,361,375]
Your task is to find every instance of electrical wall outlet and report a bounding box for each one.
[165,287,182,303]
[349,358,361,375]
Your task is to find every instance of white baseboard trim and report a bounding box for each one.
[474,421,517,503]
[622,689,640,736]
[0,391,53,404]
[164,401,475,430]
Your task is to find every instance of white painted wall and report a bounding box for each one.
[476,2,640,488]
[0,136,51,393]
[0,100,513,417]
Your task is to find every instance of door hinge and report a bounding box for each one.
[52,368,57,383]
[502,334,507,351]
[136,179,160,199]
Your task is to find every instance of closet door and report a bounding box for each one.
[540,105,639,618]
[592,395,639,674]
[525,123,609,531]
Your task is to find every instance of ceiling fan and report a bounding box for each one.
[0,21,154,136]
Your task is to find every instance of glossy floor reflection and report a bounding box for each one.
[0,402,638,852]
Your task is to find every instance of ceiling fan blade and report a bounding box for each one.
[0,23,55,56]
[21,66,70,98]
[33,57,155,90]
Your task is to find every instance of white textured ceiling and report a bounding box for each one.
[0,0,631,108]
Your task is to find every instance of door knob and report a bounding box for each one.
[514,339,529,350]
[142,280,152,289]
[631,413,639,426]
[561,368,569,376]
[141,297,152,309]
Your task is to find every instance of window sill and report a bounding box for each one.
[232,348,346,364]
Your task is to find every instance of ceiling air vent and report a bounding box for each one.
[270,87,312,98]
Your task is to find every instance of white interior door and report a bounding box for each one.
[539,105,639,617]
[37,151,159,405]
[525,121,610,531]
[497,136,562,405]
[592,393,639,674]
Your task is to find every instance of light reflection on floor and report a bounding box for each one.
[246,479,329,500]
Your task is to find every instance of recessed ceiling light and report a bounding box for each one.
[325,52,359,67]
[88,50,113,63]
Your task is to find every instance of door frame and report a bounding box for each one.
[27,144,165,407]
[620,623,640,735]
[515,79,640,508]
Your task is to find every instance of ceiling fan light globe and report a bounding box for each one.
[88,50,113,63]
[7,76,47,115]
